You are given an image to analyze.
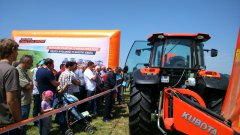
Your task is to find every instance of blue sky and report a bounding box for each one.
[0,0,239,74]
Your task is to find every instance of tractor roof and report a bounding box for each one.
[148,33,211,43]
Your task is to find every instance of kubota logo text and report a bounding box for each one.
[182,112,217,135]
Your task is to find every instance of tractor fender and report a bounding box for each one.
[133,69,159,85]
[202,73,229,91]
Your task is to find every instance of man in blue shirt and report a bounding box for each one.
[36,58,59,96]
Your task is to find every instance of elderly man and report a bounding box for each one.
[16,55,34,135]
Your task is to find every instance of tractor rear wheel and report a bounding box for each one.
[129,84,152,135]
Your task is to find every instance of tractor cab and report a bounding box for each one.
[125,33,217,74]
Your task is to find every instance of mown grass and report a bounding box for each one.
[26,90,130,135]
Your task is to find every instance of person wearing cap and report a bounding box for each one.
[39,90,54,135]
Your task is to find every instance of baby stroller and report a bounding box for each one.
[54,93,94,135]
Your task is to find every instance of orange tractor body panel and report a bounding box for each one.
[162,30,240,134]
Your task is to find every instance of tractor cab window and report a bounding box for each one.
[125,41,151,74]
[154,39,192,68]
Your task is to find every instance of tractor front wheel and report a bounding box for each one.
[129,84,152,135]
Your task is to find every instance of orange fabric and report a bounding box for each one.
[221,29,240,133]
[12,30,119,38]
[108,30,121,69]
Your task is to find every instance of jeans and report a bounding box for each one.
[86,90,97,114]
[103,91,114,120]
[117,87,122,103]
[39,116,52,135]
[79,86,87,112]
[21,104,30,135]
[21,104,30,120]
[73,92,81,111]
[32,94,41,125]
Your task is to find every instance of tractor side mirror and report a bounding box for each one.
[135,49,141,56]
[211,49,218,57]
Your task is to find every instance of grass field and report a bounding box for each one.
[26,91,130,135]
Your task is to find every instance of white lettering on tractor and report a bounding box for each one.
[181,112,218,135]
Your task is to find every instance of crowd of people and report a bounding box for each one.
[0,38,129,135]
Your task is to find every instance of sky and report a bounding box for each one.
[0,0,239,74]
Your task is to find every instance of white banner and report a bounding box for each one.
[14,37,110,70]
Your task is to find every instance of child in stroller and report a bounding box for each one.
[54,92,94,135]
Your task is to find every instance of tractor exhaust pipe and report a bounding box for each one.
[157,91,167,135]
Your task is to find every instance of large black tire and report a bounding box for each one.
[129,84,152,135]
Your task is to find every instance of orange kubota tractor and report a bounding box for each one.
[124,32,239,135]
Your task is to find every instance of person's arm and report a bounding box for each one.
[85,70,97,81]
[72,73,81,85]
[34,80,38,87]
[6,91,22,122]
[42,108,53,113]
[72,79,80,85]
[91,73,97,81]
[25,82,33,92]
[47,70,60,87]
[51,80,60,87]
[18,68,33,92]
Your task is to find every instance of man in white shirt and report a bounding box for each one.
[84,61,97,114]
